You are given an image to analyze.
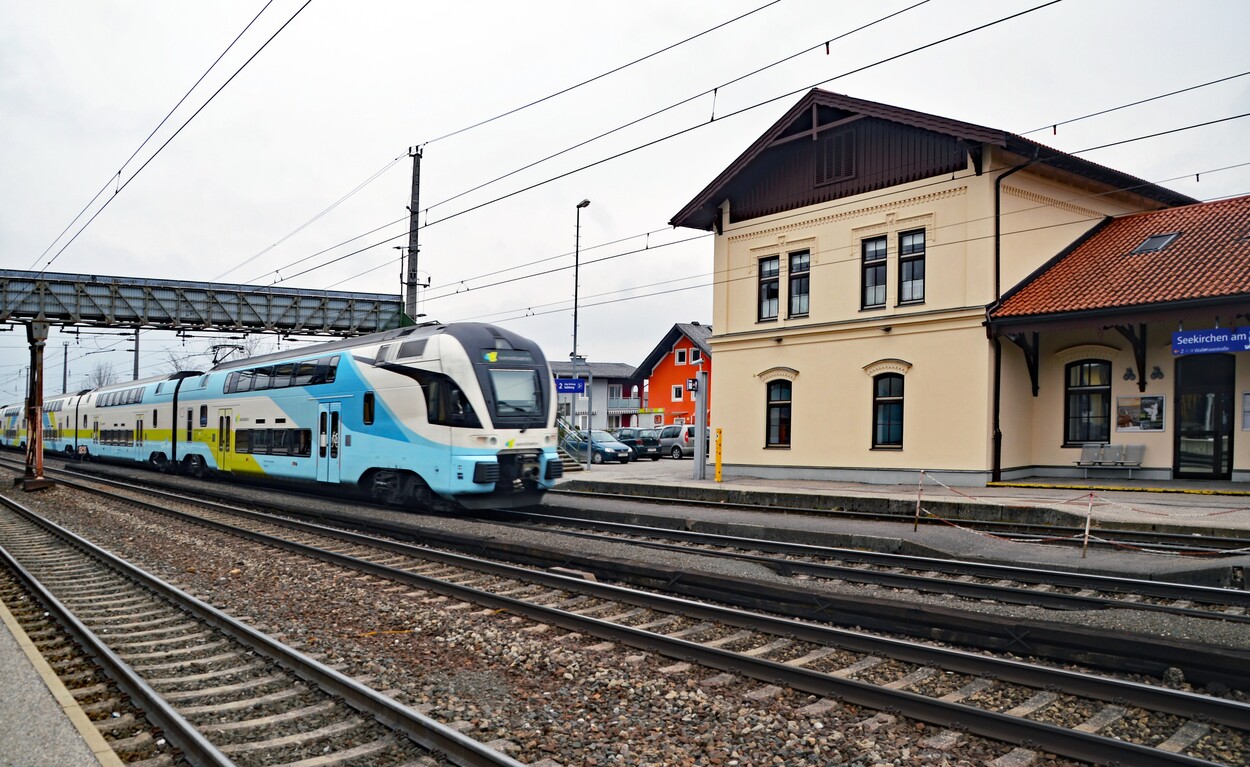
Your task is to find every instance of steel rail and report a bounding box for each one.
[0,493,527,767]
[45,476,1250,751]
[495,510,1250,614]
[549,486,1250,553]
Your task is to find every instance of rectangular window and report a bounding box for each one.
[898,230,925,304]
[675,349,687,365]
[272,363,295,389]
[691,349,702,363]
[862,237,886,308]
[873,374,904,448]
[788,250,810,317]
[671,384,683,402]
[199,405,208,427]
[1065,360,1111,444]
[766,380,791,447]
[608,384,623,399]
[363,391,375,425]
[235,429,251,454]
[758,256,779,321]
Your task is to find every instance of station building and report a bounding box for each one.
[669,88,1249,485]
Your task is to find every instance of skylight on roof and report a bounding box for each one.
[1131,232,1180,254]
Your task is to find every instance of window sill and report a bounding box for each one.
[871,445,903,451]
[756,318,779,324]
[896,299,925,307]
[787,313,809,320]
[860,305,886,312]
[763,444,790,449]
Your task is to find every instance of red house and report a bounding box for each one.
[633,322,713,428]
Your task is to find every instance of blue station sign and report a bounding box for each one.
[1172,327,1250,356]
[555,378,585,394]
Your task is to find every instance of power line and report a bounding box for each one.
[28,0,280,273]
[1021,71,1250,137]
[443,161,1250,325]
[35,0,315,275]
[419,0,782,147]
[262,0,1061,288]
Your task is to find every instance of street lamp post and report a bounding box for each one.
[572,199,590,359]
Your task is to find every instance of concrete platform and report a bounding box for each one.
[0,598,122,767]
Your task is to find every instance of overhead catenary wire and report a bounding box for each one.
[261,0,1065,289]
[441,159,1250,325]
[34,0,315,276]
[28,0,280,274]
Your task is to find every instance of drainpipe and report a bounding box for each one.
[990,149,1038,483]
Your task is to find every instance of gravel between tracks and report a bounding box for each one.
[5,479,1098,767]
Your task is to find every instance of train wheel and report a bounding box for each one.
[183,455,206,479]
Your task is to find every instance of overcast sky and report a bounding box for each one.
[2,0,1248,400]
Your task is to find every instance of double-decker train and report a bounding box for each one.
[1,322,562,509]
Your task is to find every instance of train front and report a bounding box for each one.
[450,324,562,508]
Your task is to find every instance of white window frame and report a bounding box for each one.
[675,349,687,365]
[671,384,684,401]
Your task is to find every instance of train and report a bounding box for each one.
[1,322,563,510]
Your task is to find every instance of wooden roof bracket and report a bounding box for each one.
[1005,331,1040,396]
[1111,323,1148,393]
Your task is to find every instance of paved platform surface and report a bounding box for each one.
[0,598,121,767]
[552,458,1250,586]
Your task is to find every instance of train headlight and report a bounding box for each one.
[544,433,555,445]
[472,435,498,446]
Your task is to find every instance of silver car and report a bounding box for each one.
[657,424,701,459]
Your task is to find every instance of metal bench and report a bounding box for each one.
[1074,443,1144,478]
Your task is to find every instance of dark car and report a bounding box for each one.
[614,427,662,461]
[564,429,632,464]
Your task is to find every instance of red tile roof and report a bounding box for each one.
[992,194,1250,319]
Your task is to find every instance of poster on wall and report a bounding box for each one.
[1116,395,1165,431]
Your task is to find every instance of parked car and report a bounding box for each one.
[564,429,632,464]
[657,424,708,459]
[614,427,662,461]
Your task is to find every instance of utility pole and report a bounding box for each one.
[133,329,140,380]
[405,146,422,320]
[62,342,67,393]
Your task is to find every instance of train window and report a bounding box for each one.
[374,345,392,365]
[253,367,273,391]
[271,429,290,455]
[225,372,239,393]
[294,429,312,457]
[200,405,208,427]
[272,363,295,389]
[294,361,316,387]
[398,338,427,358]
[235,429,251,453]
[312,355,339,384]
[83,414,88,428]
[363,392,375,425]
[153,409,158,428]
[236,371,254,392]
[318,412,327,457]
[187,410,193,440]
[253,429,271,454]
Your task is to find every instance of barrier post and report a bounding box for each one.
[914,470,924,532]
[1082,493,1094,558]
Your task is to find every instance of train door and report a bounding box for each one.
[135,412,145,460]
[217,408,233,471]
[317,402,341,483]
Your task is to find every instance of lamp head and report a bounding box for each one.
[576,199,591,208]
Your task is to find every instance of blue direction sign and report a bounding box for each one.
[1172,327,1250,356]
[555,378,585,394]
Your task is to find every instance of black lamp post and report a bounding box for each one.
[572,199,590,359]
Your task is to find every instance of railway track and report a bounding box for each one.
[0,493,527,767]
[491,509,1250,622]
[550,485,1250,555]
[8,473,1249,766]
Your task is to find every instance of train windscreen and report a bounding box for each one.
[488,369,542,420]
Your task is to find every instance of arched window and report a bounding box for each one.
[872,373,904,448]
[1065,359,1111,444]
[765,380,791,447]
